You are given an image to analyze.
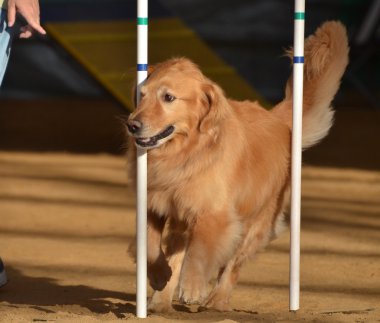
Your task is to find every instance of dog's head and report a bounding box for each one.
[126,58,228,150]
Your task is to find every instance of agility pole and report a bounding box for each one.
[136,0,148,318]
[290,0,305,312]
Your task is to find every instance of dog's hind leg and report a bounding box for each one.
[202,206,278,311]
[201,258,240,311]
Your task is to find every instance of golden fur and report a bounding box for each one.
[126,21,349,312]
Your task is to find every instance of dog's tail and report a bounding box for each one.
[272,21,349,149]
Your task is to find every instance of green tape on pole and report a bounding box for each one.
[294,12,305,20]
[137,17,148,25]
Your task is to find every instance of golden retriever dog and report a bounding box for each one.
[126,21,349,312]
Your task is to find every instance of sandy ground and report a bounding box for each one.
[0,151,379,323]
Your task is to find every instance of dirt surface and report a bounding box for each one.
[0,152,379,322]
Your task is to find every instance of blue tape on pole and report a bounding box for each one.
[293,56,304,63]
[137,64,148,71]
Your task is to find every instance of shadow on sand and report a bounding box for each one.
[0,266,136,318]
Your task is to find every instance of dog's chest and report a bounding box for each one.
[147,185,193,221]
[148,175,228,221]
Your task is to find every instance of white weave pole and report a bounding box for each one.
[136,0,148,318]
[290,0,305,312]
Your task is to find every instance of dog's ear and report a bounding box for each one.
[131,64,156,108]
[199,81,226,135]
[147,64,155,75]
[131,83,138,108]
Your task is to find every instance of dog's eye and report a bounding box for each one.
[164,93,176,103]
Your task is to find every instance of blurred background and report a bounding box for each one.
[0,0,379,169]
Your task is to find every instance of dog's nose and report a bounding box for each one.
[127,119,142,135]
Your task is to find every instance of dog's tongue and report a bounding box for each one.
[136,137,157,147]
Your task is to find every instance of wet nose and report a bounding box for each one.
[127,119,142,135]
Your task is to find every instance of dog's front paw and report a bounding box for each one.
[148,292,174,313]
[179,276,207,305]
[201,291,232,312]
[148,257,172,291]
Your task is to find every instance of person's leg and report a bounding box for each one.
[0,8,13,85]
[0,7,13,287]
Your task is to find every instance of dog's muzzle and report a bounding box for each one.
[127,119,175,148]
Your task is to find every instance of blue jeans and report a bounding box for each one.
[0,8,13,86]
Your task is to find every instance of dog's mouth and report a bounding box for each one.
[135,125,175,148]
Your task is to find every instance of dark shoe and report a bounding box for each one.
[0,258,7,287]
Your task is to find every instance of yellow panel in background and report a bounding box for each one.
[46,18,265,111]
